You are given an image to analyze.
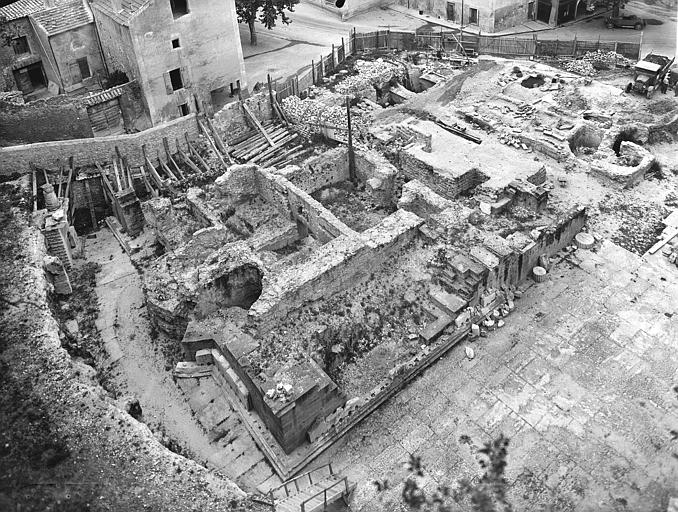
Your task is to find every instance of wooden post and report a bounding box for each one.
[267,74,276,115]
[320,54,324,79]
[353,27,357,55]
[112,158,122,192]
[346,96,355,183]
[331,44,335,70]
[65,156,74,200]
[311,60,315,84]
[341,37,345,63]
[84,179,98,230]
[638,31,643,60]
[139,165,158,197]
[31,165,37,212]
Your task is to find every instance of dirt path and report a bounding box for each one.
[87,229,216,465]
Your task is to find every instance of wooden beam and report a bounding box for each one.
[185,133,211,173]
[142,145,166,192]
[31,165,37,212]
[105,216,131,255]
[139,165,158,197]
[205,116,232,163]
[176,145,204,177]
[157,152,179,183]
[84,179,98,230]
[163,137,185,179]
[242,103,276,147]
[112,159,123,192]
[65,156,74,200]
[197,118,228,169]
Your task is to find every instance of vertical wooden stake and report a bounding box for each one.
[346,96,355,183]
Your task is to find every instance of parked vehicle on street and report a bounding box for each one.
[626,53,675,98]
[605,14,646,30]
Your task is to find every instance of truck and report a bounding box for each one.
[626,53,675,98]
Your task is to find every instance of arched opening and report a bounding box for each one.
[193,264,263,320]
[612,127,641,156]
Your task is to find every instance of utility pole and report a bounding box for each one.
[346,96,355,182]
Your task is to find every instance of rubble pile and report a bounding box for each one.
[580,49,633,70]
[564,59,596,77]
[334,58,405,97]
[282,95,348,135]
[564,50,633,76]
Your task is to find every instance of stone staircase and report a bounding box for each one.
[268,464,354,512]
[437,254,487,302]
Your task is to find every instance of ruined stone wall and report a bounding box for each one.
[256,167,353,242]
[518,206,587,282]
[250,209,423,329]
[0,113,199,175]
[400,149,486,199]
[0,95,93,146]
[213,92,275,145]
[282,148,350,193]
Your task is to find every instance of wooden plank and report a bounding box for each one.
[65,157,74,200]
[157,152,179,182]
[105,216,131,255]
[176,146,204,177]
[31,164,38,212]
[185,133,211,173]
[112,158,123,192]
[84,179,98,230]
[240,129,291,161]
[139,165,158,197]
[250,133,298,164]
[648,227,678,255]
[243,103,276,147]
[197,118,228,169]
[163,137,185,180]
[205,116,233,163]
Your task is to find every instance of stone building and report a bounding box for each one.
[0,0,106,98]
[90,0,248,126]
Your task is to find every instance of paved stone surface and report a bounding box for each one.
[314,242,678,511]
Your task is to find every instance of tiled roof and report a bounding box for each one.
[0,0,48,21]
[90,0,151,26]
[30,0,93,36]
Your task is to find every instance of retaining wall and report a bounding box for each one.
[0,114,200,175]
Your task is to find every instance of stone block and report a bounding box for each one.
[196,348,214,365]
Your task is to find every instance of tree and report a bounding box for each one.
[236,0,299,46]
[0,14,20,92]
[375,435,512,512]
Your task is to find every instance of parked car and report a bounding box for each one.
[605,14,646,29]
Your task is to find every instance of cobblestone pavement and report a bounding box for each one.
[314,241,678,511]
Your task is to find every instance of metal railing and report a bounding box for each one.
[300,476,350,512]
[267,463,334,502]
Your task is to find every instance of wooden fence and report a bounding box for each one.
[267,29,641,103]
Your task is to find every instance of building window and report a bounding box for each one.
[446,2,455,21]
[170,0,189,18]
[12,36,30,55]
[169,68,183,90]
[77,58,91,79]
[172,38,180,48]
[178,103,190,116]
[469,7,479,24]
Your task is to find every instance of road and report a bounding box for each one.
[239,0,676,89]
[240,3,425,86]
[536,1,677,58]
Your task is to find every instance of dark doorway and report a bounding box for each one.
[537,0,552,23]
[446,2,455,21]
[13,62,47,94]
[469,7,478,24]
[528,1,535,19]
